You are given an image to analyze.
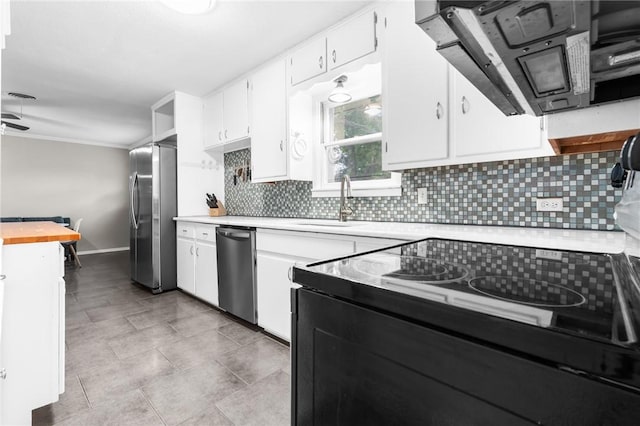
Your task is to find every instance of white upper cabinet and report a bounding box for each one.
[290,37,327,86]
[152,91,203,143]
[381,0,449,171]
[251,60,313,182]
[203,91,224,148]
[251,60,288,181]
[327,10,378,70]
[450,69,551,161]
[289,9,378,87]
[202,79,250,148]
[224,79,250,142]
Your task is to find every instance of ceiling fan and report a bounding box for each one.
[2,92,36,131]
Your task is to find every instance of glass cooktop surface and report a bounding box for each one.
[303,238,640,346]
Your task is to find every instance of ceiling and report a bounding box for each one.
[1,0,372,148]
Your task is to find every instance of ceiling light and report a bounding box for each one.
[328,75,352,104]
[159,0,217,15]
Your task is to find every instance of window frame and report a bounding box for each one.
[311,91,401,198]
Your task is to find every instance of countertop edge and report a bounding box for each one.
[173,216,627,253]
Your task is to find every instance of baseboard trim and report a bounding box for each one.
[77,247,129,256]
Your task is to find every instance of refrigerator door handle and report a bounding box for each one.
[131,172,139,230]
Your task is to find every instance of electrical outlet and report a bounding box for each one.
[536,197,563,212]
[417,188,428,204]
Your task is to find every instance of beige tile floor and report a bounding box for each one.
[33,252,291,426]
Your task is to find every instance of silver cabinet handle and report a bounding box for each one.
[280,140,283,151]
[461,96,470,114]
[190,246,194,255]
[436,102,443,120]
[0,274,6,281]
[0,368,6,379]
[287,266,293,282]
[218,131,222,141]
[202,232,208,236]
[196,247,200,257]
[319,55,323,69]
[332,49,336,63]
[224,129,228,139]
[182,229,188,233]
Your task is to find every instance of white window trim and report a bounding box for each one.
[312,90,401,198]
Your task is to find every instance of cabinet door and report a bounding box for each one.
[451,70,543,159]
[203,91,224,148]
[290,37,327,86]
[223,79,250,142]
[382,1,449,171]
[256,252,298,341]
[327,10,377,71]
[176,237,195,295]
[251,60,288,181]
[195,241,218,306]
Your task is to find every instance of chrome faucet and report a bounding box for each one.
[339,175,354,222]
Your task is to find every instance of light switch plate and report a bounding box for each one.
[417,188,428,204]
[536,197,563,212]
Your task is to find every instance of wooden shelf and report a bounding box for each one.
[548,129,639,155]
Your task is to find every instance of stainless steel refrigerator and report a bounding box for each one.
[129,140,177,293]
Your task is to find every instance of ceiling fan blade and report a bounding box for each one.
[1,113,20,120]
[7,92,36,100]
[1,120,30,131]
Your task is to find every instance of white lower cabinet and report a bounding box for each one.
[194,239,218,306]
[256,229,408,341]
[1,241,65,426]
[176,222,218,306]
[256,252,300,341]
[176,235,196,294]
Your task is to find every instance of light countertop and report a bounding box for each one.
[0,221,81,245]
[174,216,627,254]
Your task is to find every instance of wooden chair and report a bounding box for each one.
[62,218,83,268]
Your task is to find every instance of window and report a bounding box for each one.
[307,62,401,197]
[324,95,389,183]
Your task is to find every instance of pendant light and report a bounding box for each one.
[328,75,352,104]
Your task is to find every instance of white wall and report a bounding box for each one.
[0,135,129,253]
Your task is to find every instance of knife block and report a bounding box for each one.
[209,201,227,217]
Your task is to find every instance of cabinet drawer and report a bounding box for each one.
[176,222,195,238]
[257,230,354,260]
[354,237,405,254]
[195,225,216,242]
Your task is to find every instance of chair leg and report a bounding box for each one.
[69,244,82,268]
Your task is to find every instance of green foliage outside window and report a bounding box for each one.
[326,95,390,183]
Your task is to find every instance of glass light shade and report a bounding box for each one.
[328,82,352,104]
[159,0,217,15]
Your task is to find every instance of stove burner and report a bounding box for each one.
[468,276,587,307]
[384,257,469,284]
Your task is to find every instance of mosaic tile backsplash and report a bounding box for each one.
[224,148,622,230]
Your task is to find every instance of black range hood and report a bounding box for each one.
[415,0,640,116]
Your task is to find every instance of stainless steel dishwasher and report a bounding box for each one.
[216,226,257,324]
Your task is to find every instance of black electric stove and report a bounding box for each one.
[304,238,640,346]
[292,238,640,424]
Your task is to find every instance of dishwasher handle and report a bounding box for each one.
[217,229,251,240]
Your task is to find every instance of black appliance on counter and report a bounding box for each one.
[292,239,640,424]
[415,0,640,116]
